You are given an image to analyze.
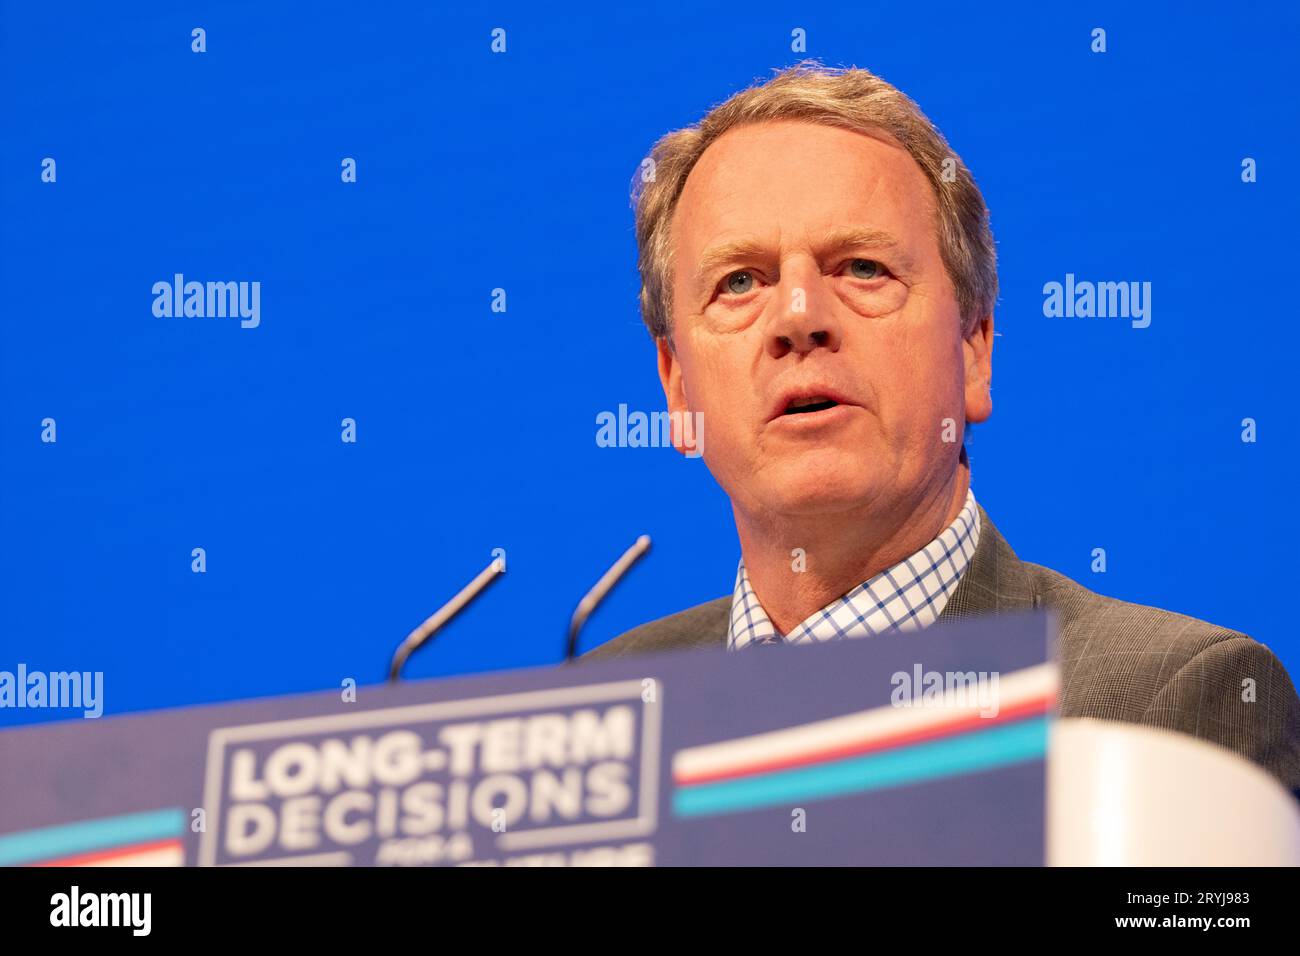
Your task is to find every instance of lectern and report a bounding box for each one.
[1,612,1295,866]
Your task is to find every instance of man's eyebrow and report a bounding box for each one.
[693,227,915,286]
[693,238,774,284]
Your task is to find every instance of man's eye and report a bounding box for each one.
[848,259,884,280]
[724,271,754,295]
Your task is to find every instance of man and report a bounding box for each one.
[583,62,1300,793]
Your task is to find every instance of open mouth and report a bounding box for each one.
[783,396,840,416]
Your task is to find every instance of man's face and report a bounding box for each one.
[659,120,993,522]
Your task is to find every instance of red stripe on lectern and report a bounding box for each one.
[32,837,183,867]
[674,692,1054,787]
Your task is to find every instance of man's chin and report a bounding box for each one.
[755,470,884,519]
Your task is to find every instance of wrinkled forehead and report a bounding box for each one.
[669,119,940,269]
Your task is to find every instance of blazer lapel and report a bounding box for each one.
[938,504,1039,621]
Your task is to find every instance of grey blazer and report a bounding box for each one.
[583,505,1300,794]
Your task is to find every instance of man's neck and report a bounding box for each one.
[733,465,971,635]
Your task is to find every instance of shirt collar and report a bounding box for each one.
[728,489,981,650]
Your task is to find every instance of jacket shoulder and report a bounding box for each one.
[1026,560,1300,789]
[580,596,730,661]
[1026,559,1250,713]
[1031,558,1239,641]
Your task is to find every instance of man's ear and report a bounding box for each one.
[656,336,694,456]
[963,313,994,426]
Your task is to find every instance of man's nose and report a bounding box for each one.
[766,264,842,359]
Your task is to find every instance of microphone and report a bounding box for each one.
[388,555,506,682]
[566,535,652,661]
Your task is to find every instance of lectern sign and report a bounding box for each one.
[199,681,660,867]
[0,612,1055,866]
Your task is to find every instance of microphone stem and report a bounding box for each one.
[389,556,505,682]
[567,535,652,660]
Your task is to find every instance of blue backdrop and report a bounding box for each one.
[3,1,1296,725]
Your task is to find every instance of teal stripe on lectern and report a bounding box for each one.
[0,807,185,865]
[673,717,1048,818]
